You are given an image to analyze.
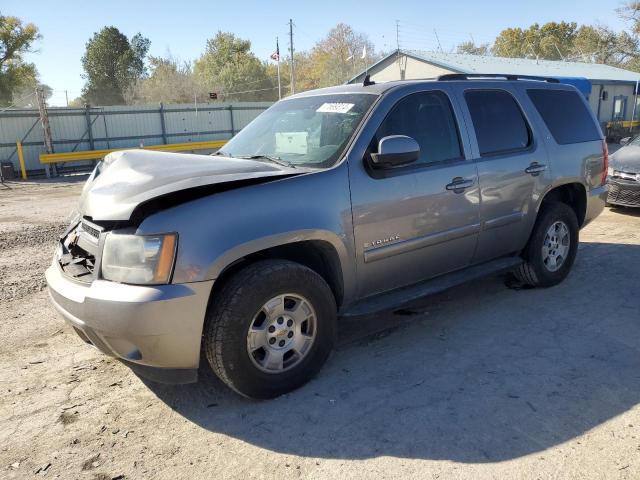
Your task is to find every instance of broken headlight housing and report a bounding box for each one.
[101,232,177,285]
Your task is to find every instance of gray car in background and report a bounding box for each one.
[607,136,640,207]
[46,74,608,399]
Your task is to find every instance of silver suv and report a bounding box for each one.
[46,75,608,399]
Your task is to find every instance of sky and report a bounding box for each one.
[3,0,630,106]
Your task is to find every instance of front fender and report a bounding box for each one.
[201,228,350,281]
[136,163,356,302]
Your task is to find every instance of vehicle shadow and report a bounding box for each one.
[609,205,640,217]
[145,241,640,463]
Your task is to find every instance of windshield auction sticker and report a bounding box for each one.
[316,103,355,114]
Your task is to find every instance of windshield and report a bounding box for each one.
[217,93,377,168]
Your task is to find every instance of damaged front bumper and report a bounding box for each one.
[46,260,213,384]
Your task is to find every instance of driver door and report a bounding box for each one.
[348,89,480,298]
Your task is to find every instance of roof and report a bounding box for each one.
[293,77,578,100]
[351,50,640,84]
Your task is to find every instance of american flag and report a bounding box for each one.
[270,39,280,61]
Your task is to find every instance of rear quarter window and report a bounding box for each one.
[527,89,601,145]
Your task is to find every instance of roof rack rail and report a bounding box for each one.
[437,73,560,83]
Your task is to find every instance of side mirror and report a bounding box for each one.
[370,135,420,169]
[620,136,632,146]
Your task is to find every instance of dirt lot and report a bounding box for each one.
[1,178,639,480]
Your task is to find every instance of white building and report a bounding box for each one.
[349,50,640,125]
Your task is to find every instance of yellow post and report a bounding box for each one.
[16,141,27,180]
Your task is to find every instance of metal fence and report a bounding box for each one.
[0,102,272,176]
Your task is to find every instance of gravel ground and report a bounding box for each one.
[1,178,639,480]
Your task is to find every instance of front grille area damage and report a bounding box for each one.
[57,220,103,281]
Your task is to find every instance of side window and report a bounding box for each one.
[527,89,602,144]
[465,90,531,156]
[374,91,462,165]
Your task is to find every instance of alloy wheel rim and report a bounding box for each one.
[246,293,317,374]
[542,221,570,272]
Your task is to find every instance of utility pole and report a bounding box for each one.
[276,37,282,100]
[289,19,295,94]
[36,87,55,177]
[64,90,69,107]
[396,20,401,77]
[36,88,54,153]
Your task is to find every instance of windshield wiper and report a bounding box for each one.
[240,155,294,168]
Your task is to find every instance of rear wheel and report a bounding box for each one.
[203,259,336,399]
[515,201,579,288]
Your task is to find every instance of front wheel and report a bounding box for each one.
[515,201,579,288]
[203,259,337,399]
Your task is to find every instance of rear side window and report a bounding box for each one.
[527,89,601,144]
[375,90,462,165]
[465,90,531,156]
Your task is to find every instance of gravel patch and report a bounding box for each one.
[0,223,66,302]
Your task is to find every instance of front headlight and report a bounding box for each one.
[101,233,177,285]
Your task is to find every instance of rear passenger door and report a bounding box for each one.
[456,86,552,263]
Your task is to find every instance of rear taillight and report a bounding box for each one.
[601,140,609,186]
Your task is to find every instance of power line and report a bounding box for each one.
[0,91,37,113]
[221,85,288,97]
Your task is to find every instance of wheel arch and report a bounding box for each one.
[206,231,350,309]
[539,182,587,227]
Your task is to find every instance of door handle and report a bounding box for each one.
[446,177,474,192]
[525,163,547,176]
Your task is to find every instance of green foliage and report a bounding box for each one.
[68,96,85,108]
[194,31,274,101]
[81,26,150,106]
[490,19,640,72]
[127,54,198,104]
[0,13,41,106]
[493,22,579,60]
[306,23,375,88]
[574,25,639,66]
[456,41,490,56]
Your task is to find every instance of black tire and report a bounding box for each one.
[514,201,579,288]
[203,259,337,399]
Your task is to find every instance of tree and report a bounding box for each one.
[127,53,198,104]
[0,14,41,106]
[493,22,578,60]
[194,31,273,101]
[306,23,375,88]
[616,3,640,71]
[618,2,640,36]
[81,27,150,105]
[573,25,638,65]
[68,96,85,108]
[456,41,490,56]
[265,51,312,95]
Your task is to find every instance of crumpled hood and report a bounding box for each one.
[77,149,301,221]
[610,145,640,174]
